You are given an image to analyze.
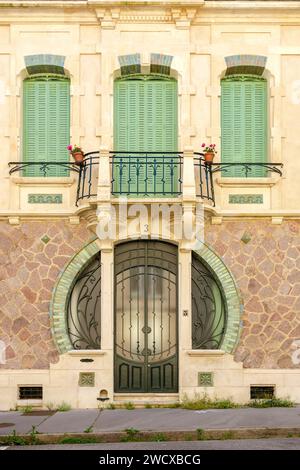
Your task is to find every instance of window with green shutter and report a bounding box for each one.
[113,76,178,195]
[221,75,267,177]
[23,76,70,177]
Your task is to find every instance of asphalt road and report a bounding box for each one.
[3,438,300,450]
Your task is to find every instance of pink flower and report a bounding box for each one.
[67,145,73,151]
[201,143,205,147]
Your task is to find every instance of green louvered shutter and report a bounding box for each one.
[113,77,178,195]
[221,77,267,177]
[23,77,70,177]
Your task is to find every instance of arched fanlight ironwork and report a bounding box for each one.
[192,253,227,349]
[67,253,101,349]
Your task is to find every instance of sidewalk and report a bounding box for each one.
[0,407,300,436]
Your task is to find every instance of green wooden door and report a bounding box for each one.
[221,76,267,177]
[113,77,178,195]
[23,76,70,176]
[114,241,178,393]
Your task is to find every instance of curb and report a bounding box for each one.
[1,427,300,445]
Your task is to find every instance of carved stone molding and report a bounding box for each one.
[95,8,120,29]
[94,5,202,27]
[80,208,98,233]
[171,7,198,29]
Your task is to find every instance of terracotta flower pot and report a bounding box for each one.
[72,152,84,164]
[204,152,215,164]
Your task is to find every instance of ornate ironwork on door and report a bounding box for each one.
[192,253,227,349]
[114,241,178,393]
[67,253,101,349]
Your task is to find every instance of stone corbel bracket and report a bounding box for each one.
[171,6,200,29]
[95,7,120,29]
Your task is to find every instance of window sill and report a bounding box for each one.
[186,350,225,357]
[17,399,43,407]
[11,176,76,187]
[216,176,280,188]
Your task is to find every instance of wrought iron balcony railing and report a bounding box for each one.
[9,153,283,207]
[76,152,99,204]
[211,161,283,177]
[110,152,183,197]
[8,161,81,177]
[193,153,215,205]
[193,155,283,206]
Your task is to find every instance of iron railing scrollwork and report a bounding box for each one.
[193,153,215,205]
[211,162,283,177]
[8,161,81,177]
[114,240,178,392]
[110,151,183,197]
[191,253,227,350]
[67,254,101,349]
[75,152,99,205]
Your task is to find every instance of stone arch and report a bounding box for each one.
[193,243,243,353]
[50,238,100,354]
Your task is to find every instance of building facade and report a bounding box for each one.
[0,0,300,409]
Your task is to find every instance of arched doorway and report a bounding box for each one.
[114,240,178,393]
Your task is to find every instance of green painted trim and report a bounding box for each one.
[23,76,70,177]
[221,76,268,177]
[198,372,214,387]
[49,237,99,354]
[229,194,263,204]
[28,194,62,204]
[194,243,243,354]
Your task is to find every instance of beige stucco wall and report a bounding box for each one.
[0,1,299,217]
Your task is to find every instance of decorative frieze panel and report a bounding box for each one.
[95,5,202,28]
[79,372,95,387]
[229,194,263,204]
[28,194,63,204]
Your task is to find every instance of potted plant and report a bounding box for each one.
[201,143,217,164]
[67,144,84,164]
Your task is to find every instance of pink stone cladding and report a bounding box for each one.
[0,219,300,369]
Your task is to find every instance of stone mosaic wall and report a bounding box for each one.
[0,220,92,369]
[206,219,300,369]
[0,218,299,370]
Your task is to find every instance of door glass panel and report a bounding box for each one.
[115,267,145,364]
[114,241,178,393]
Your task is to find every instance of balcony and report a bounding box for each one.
[9,151,283,207]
